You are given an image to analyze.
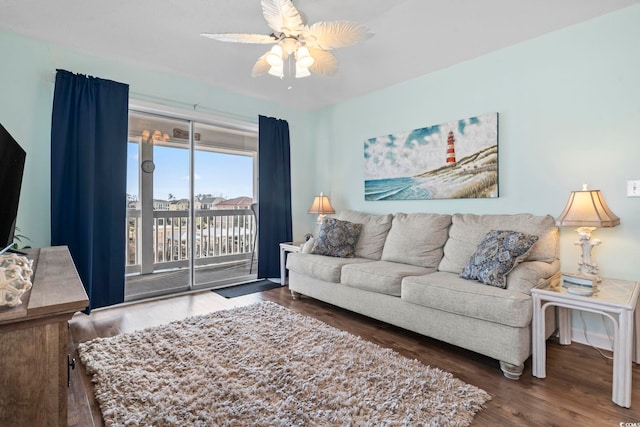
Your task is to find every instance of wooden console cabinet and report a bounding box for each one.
[0,246,88,426]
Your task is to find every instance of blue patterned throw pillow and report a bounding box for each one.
[461,230,539,288]
[311,217,362,258]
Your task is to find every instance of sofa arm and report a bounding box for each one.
[506,259,560,295]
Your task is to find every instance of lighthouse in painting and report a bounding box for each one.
[445,131,456,164]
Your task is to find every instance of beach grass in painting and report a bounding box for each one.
[364,113,498,200]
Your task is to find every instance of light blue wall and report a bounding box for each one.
[0,30,315,248]
[309,5,640,282]
[1,6,637,343]
[2,7,639,280]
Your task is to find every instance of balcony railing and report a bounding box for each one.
[126,208,256,275]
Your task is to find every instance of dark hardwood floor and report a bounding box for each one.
[67,286,640,426]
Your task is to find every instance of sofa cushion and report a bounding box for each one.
[337,210,393,260]
[506,259,561,295]
[341,261,435,297]
[439,213,558,274]
[401,271,532,328]
[286,253,373,283]
[460,230,539,288]
[311,217,362,258]
[381,213,452,268]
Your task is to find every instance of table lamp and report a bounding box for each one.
[308,192,335,224]
[556,184,620,282]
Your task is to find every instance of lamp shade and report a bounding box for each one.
[266,45,284,66]
[556,187,620,228]
[295,46,314,68]
[308,193,335,215]
[295,63,311,78]
[267,63,284,78]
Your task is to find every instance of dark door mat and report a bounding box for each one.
[212,279,281,298]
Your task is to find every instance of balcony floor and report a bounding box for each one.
[125,259,258,302]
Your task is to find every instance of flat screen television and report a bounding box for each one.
[0,123,26,255]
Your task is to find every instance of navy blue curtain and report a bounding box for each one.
[51,69,129,311]
[257,115,292,279]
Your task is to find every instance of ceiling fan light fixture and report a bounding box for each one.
[295,46,314,68]
[201,0,373,80]
[281,37,298,55]
[295,63,311,78]
[266,44,284,66]
[268,63,284,78]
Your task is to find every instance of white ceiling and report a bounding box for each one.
[1,0,638,111]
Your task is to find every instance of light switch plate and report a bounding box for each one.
[627,180,640,197]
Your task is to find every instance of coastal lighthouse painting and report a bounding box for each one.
[364,113,498,200]
[446,131,457,164]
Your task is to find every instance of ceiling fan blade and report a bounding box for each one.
[261,0,304,36]
[200,33,277,44]
[303,21,373,50]
[252,52,271,77]
[308,48,339,76]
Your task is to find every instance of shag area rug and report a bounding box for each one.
[78,302,491,426]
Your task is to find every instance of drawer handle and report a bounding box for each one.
[67,355,76,388]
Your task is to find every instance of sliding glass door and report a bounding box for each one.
[192,122,257,288]
[126,110,257,301]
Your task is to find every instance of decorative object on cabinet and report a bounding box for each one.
[0,253,33,306]
[0,252,33,275]
[0,265,31,307]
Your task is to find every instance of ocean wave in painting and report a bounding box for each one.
[364,177,433,201]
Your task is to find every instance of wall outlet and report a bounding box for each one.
[627,180,640,197]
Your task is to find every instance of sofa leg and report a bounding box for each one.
[291,290,302,300]
[499,361,524,380]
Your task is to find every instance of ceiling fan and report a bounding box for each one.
[201,0,373,79]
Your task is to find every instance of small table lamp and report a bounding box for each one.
[308,192,335,224]
[556,184,620,281]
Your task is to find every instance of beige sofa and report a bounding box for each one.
[286,210,560,379]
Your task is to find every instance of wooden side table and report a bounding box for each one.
[279,242,304,285]
[531,277,640,408]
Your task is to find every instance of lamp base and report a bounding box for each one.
[574,227,602,282]
[576,266,601,283]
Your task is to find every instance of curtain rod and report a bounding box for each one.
[129,91,257,124]
[49,72,258,125]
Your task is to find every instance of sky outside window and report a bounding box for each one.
[126,143,253,201]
